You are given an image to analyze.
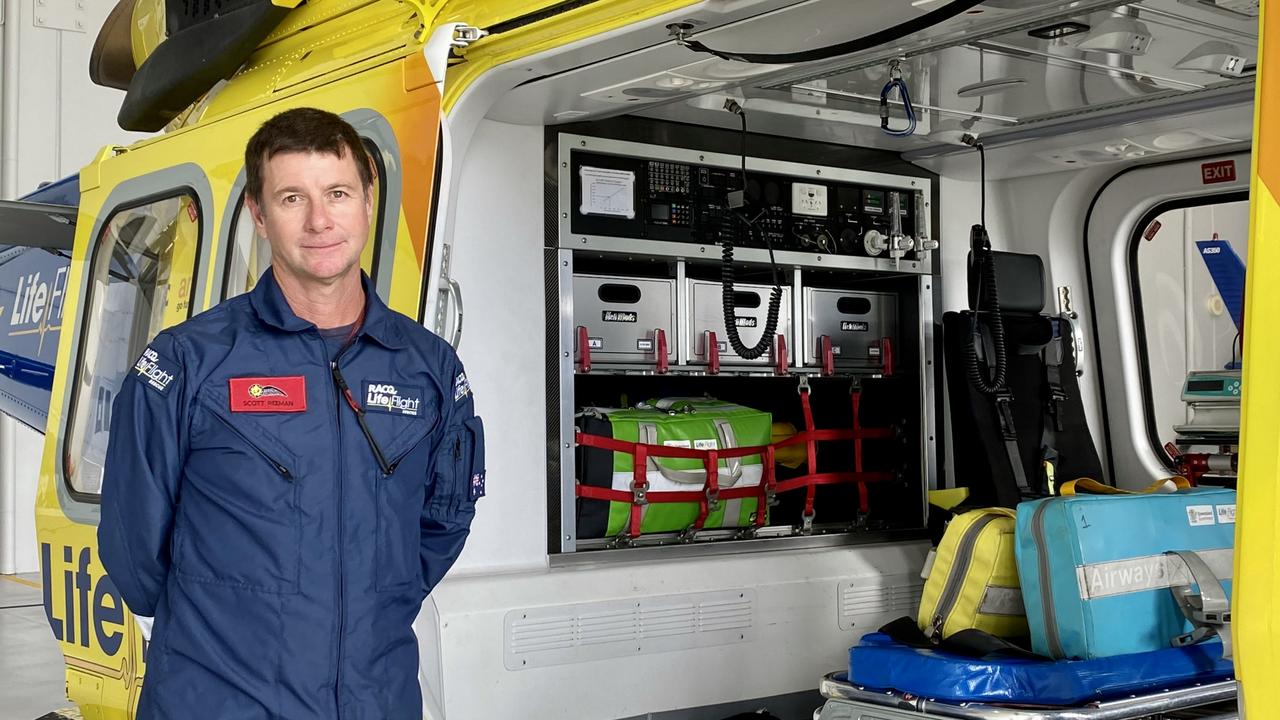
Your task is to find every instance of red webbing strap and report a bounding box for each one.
[576,484,763,503]
[852,391,869,513]
[578,431,769,458]
[630,443,648,537]
[800,388,818,519]
[691,450,720,531]
[759,445,776,527]
[773,471,894,494]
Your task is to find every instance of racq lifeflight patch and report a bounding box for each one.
[229,376,307,412]
[364,381,422,417]
[133,346,178,395]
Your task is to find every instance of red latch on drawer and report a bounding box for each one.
[706,330,720,375]
[577,326,591,373]
[820,335,835,377]
[655,328,669,374]
[775,334,789,376]
[881,337,894,376]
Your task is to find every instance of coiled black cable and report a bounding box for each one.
[721,227,782,359]
[719,101,783,360]
[965,225,1007,394]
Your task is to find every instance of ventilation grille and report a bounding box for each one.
[837,575,923,631]
[505,590,754,670]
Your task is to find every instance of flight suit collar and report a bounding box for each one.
[249,267,407,349]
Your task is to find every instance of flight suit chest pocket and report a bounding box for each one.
[177,393,302,594]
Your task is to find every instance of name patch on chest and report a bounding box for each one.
[364,381,423,417]
[229,376,307,412]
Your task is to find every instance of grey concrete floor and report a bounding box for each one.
[0,573,76,720]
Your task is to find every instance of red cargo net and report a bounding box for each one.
[576,387,896,539]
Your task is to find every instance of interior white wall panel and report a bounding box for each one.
[439,118,549,576]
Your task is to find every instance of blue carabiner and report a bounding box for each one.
[880,75,917,137]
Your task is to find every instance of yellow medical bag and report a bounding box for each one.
[917,507,1027,642]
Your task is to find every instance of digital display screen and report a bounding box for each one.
[836,187,861,213]
[650,203,671,222]
[864,190,885,214]
[1188,379,1224,392]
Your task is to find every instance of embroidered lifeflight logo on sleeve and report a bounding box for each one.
[364,382,422,417]
[470,472,486,500]
[133,346,177,395]
[453,372,471,402]
[229,376,307,412]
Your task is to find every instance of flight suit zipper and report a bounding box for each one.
[206,411,293,479]
[329,340,352,718]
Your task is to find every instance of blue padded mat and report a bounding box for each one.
[849,632,1233,706]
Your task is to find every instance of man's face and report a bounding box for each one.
[246,148,372,287]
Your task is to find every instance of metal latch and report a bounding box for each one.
[423,22,490,90]
[452,25,487,45]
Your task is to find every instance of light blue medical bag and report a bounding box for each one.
[1016,487,1235,660]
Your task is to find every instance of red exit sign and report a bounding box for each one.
[1202,160,1237,184]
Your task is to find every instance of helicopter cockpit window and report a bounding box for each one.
[64,193,202,499]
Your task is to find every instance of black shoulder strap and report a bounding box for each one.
[993,387,1029,495]
[1042,320,1068,433]
[1039,320,1068,493]
[879,616,1043,660]
[972,315,1031,500]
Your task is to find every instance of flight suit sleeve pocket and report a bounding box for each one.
[423,416,485,521]
[465,416,486,502]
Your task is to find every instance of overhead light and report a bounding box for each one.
[956,77,1027,97]
[1076,16,1152,56]
[1028,21,1090,40]
[1174,41,1251,78]
[655,76,695,89]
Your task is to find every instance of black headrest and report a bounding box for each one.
[968,251,1045,315]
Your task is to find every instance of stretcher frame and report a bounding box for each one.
[815,672,1238,720]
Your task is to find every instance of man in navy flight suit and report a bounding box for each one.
[98,107,485,719]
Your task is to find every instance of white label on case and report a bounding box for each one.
[1186,505,1217,526]
[663,440,691,449]
[1216,504,1237,524]
[693,439,718,451]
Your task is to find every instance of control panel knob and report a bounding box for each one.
[814,229,834,254]
[917,235,939,252]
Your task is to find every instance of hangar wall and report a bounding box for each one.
[0,0,148,573]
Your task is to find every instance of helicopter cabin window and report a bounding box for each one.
[1131,195,1248,475]
[222,138,386,299]
[63,193,203,498]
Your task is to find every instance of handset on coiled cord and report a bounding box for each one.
[965,223,1008,393]
[720,99,783,360]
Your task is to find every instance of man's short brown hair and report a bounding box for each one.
[244,108,375,206]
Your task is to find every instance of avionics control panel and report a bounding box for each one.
[562,135,935,270]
